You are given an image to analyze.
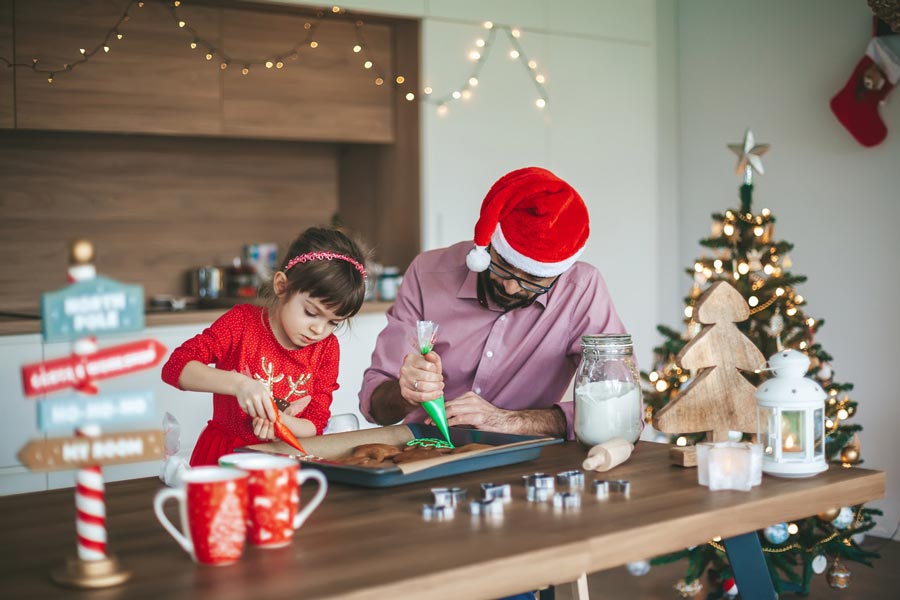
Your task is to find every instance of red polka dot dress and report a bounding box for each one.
[161,304,339,466]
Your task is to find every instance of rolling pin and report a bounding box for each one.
[582,438,634,472]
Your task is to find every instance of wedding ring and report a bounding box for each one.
[413,380,420,391]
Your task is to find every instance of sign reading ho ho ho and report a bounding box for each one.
[41,276,144,342]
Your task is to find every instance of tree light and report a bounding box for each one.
[405,93,415,101]
[437,104,448,116]
[423,86,433,94]
[535,74,545,83]
[469,51,481,61]
[511,28,521,38]
[509,50,520,59]
[535,98,546,108]
[353,45,362,53]
[469,77,479,86]
[476,39,485,48]
[483,21,494,29]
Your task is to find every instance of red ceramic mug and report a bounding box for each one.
[153,467,249,566]
[219,453,327,548]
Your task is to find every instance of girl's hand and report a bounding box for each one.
[235,376,277,421]
[399,351,444,406]
[252,417,276,440]
[284,393,312,418]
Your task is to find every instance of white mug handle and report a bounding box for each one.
[154,487,194,557]
[293,469,327,530]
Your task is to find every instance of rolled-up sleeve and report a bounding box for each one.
[358,259,424,423]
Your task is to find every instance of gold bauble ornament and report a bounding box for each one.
[674,578,703,598]
[817,507,841,521]
[841,446,860,465]
[70,239,95,265]
[826,559,851,590]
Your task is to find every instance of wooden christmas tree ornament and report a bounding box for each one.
[653,281,766,444]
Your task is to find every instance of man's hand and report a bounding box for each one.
[399,351,444,406]
[441,391,517,433]
[429,391,567,438]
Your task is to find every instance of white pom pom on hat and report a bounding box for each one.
[466,245,491,272]
[467,167,589,277]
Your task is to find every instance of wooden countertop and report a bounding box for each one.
[0,302,392,337]
[0,442,885,599]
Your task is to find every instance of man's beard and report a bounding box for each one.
[479,271,534,311]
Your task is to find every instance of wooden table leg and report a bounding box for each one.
[723,532,777,600]
[543,573,589,600]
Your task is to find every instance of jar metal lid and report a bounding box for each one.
[581,333,633,348]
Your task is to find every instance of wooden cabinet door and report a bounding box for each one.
[0,1,13,129]
[221,7,395,143]
[14,0,221,135]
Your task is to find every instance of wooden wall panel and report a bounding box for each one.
[14,0,221,135]
[339,20,419,268]
[0,131,339,311]
[221,8,394,143]
[0,0,12,128]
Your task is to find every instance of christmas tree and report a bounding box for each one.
[642,130,881,596]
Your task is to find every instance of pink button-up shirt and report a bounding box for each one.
[359,242,626,439]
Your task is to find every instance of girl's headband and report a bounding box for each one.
[284,251,367,280]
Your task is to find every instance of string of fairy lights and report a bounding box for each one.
[0,0,551,113]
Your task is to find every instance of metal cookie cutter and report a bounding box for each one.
[556,470,585,488]
[592,479,631,500]
[431,487,467,507]
[422,503,455,521]
[552,491,581,509]
[469,497,504,517]
[481,483,511,502]
[524,473,556,502]
[522,472,552,487]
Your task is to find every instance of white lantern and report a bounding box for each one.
[755,350,828,478]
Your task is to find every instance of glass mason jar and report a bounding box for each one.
[574,334,643,447]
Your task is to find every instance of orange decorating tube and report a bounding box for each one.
[270,397,307,454]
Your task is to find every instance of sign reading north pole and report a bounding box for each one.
[41,276,144,342]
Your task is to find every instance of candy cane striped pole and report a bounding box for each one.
[75,424,107,561]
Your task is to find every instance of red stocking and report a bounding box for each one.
[830,36,899,147]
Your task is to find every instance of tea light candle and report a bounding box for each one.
[708,443,753,491]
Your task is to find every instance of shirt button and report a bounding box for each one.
[485,350,493,358]
[499,315,506,321]
[474,387,481,394]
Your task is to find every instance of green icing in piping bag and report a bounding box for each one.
[417,320,453,447]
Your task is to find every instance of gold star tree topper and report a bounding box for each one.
[728,128,769,184]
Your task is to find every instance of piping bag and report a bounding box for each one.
[416,320,453,447]
[269,396,307,454]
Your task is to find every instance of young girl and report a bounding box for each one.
[161,227,368,466]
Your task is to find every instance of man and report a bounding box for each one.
[359,166,626,439]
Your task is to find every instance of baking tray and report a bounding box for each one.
[242,423,563,488]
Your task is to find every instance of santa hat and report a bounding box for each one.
[465,167,589,277]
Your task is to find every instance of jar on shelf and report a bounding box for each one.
[574,333,643,447]
[377,266,401,302]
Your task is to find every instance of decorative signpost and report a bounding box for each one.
[17,240,166,589]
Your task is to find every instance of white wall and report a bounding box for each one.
[276,0,664,374]
[676,0,900,539]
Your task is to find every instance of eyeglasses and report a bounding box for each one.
[487,261,558,295]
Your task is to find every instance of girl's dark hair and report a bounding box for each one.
[262,227,368,318]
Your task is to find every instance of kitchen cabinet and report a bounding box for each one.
[13,0,222,136]
[7,0,399,142]
[221,7,394,142]
[0,1,12,129]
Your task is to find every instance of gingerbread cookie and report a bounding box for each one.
[392,448,444,464]
[449,443,493,455]
[352,443,402,462]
